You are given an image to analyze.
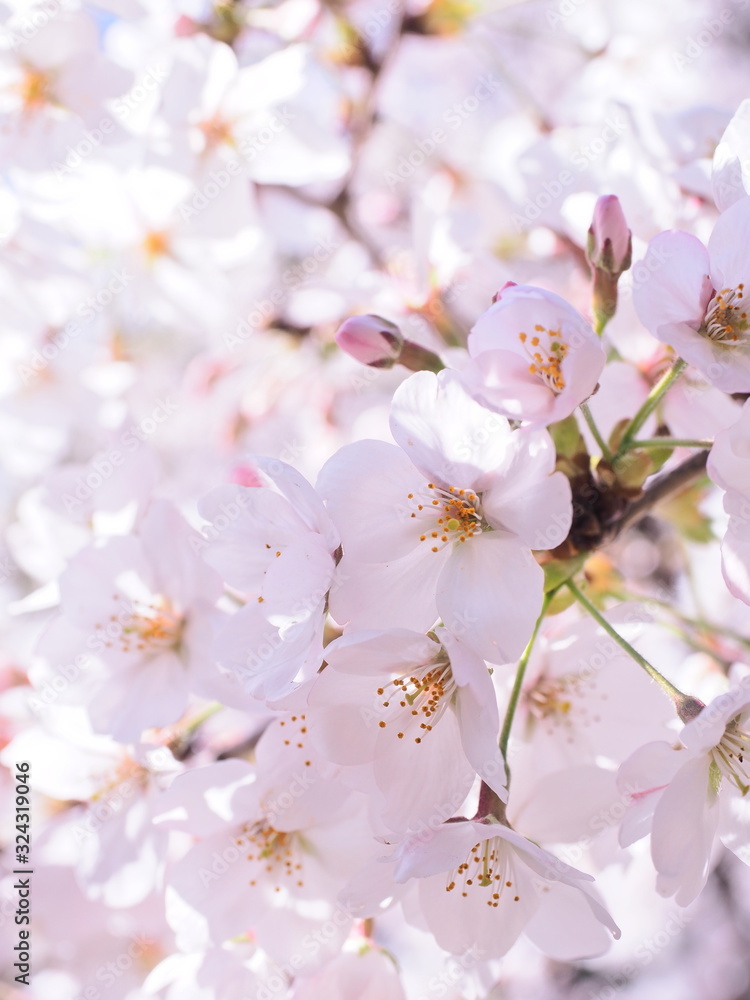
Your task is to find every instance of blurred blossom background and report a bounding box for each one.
[4,0,750,998]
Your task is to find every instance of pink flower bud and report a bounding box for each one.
[174,14,199,36]
[335,315,404,368]
[586,195,632,276]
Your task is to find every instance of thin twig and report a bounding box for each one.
[602,450,709,544]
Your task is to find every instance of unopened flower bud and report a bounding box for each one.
[587,196,632,275]
[336,314,445,373]
[586,195,633,333]
[174,14,199,35]
[335,315,404,368]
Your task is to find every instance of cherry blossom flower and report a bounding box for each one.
[32,501,225,741]
[156,34,350,185]
[343,819,619,960]
[319,370,571,663]
[633,196,750,392]
[5,4,750,992]
[307,627,506,835]
[460,284,606,426]
[198,456,339,700]
[0,8,132,168]
[515,608,675,779]
[157,719,374,964]
[3,720,181,907]
[618,683,750,905]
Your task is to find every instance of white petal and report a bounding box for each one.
[328,550,442,634]
[708,195,750,292]
[632,231,711,336]
[451,663,507,802]
[651,755,718,905]
[390,370,513,491]
[524,880,617,960]
[418,853,538,958]
[481,433,571,549]
[511,766,620,844]
[198,484,306,593]
[617,740,684,847]
[260,532,333,627]
[153,760,258,836]
[713,100,750,211]
[374,709,474,836]
[437,533,543,663]
[317,440,426,563]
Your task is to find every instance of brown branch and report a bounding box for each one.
[601,450,709,545]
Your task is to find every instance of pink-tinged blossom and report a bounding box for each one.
[708,400,750,604]
[633,197,750,393]
[32,501,225,742]
[3,724,181,907]
[0,9,132,168]
[198,457,339,701]
[318,371,571,664]
[342,820,619,960]
[618,683,750,906]
[461,284,606,426]
[156,720,374,964]
[515,607,675,779]
[307,627,506,836]
[156,35,350,186]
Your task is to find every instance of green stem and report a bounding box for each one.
[616,357,687,457]
[182,702,223,737]
[399,339,445,373]
[565,579,702,722]
[594,312,610,337]
[499,591,553,787]
[627,438,713,451]
[580,400,613,461]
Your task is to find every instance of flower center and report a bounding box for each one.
[376,657,456,743]
[524,670,606,741]
[445,837,521,906]
[96,592,184,655]
[18,68,51,110]
[234,822,305,889]
[526,676,573,720]
[198,113,235,148]
[130,606,182,647]
[518,325,568,392]
[701,285,750,346]
[143,230,170,259]
[711,718,750,795]
[91,757,145,800]
[407,483,484,552]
